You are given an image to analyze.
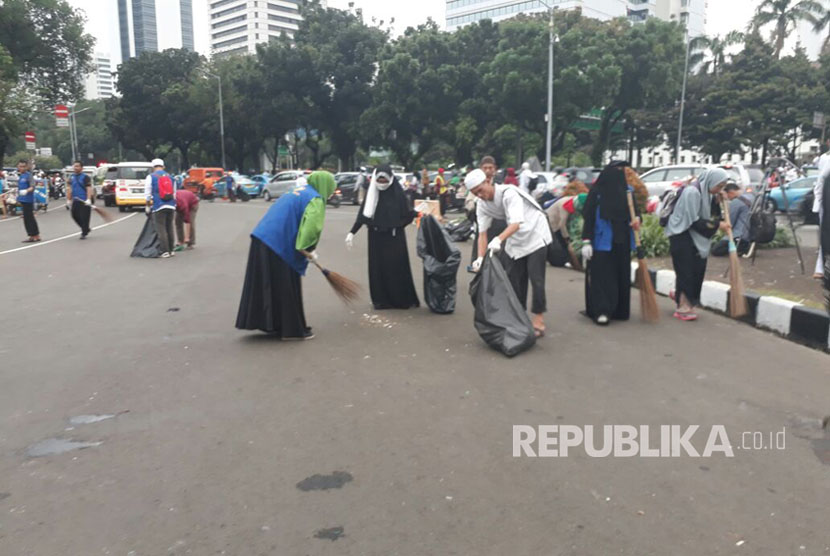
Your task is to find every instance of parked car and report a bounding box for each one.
[767,176,816,213]
[718,163,752,189]
[335,172,362,205]
[236,176,259,198]
[639,165,709,197]
[262,170,311,202]
[99,162,153,212]
[562,167,601,187]
[244,174,270,197]
[745,165,766,191]
[184,167,224,199]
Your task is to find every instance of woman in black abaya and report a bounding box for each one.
[581,161,640,325]
[345,165,420,310]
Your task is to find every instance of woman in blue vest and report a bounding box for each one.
[236,170,336,340]
[580,161,640,325]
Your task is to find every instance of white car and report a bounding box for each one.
[105,162,154,212]
[640,165,709,197]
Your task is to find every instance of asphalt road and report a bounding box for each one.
[1,199,829,555]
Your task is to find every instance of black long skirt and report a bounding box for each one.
[235,237,309,337]
[670,231,707,308]
[368,227,420,310]
[585,242,631,321]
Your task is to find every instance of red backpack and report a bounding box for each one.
[157,173,174,201]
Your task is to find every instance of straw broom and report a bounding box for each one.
[90,204,115,223]
[300,250,361,304]
[720,198,748,318]
[627,191,660,322]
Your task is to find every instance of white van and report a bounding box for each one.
[106,162,154,211]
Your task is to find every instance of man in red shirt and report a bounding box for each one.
[175,188,199,249]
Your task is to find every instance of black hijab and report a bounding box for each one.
[357,164,414,230]
[593,161,630,222]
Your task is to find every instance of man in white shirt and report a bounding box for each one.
[467,169,552,337]
[814,141,830,278]
[518,162,536,196]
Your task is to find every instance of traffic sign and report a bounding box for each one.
[56,104,69,127]
[38,148,53,156]
[25,131,36,150]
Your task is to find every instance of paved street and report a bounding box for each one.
[1,200,829,555]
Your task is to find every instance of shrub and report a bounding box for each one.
[640,214,670,258]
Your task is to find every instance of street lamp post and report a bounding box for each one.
[69,106,92,163]
[676,31,691,164]
[202,70,226,170]
[540,0,555,172]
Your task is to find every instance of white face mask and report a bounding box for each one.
[375,173,392,191]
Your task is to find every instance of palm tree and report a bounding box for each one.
[690,31,746,75]
[812,9,830,54]
[751,0,826,58]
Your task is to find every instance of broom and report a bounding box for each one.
[627,191,660,322]
[299,250,361,304]
[721,198,748,318]
[90,204,115,223]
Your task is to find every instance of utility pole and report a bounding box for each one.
[540,1,555,172]
[676,30,691,164]
[202,70,226,170]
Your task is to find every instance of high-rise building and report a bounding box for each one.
[210,0,328,59]
[84,53,116,100]
[446,0,704,35]
[655,0,705,37]
[181,0,195,51]
[118,0,195,61]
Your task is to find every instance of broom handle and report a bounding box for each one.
[720,198,736,243]
[298,249,324,271]
[626,191,642,248]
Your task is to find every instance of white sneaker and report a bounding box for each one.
[597,315,609,325]
[161,252,171,258]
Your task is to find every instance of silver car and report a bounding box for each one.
[262,170,310,202]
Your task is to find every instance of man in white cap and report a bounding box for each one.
[467,168,552,337]
[145,158,177,258]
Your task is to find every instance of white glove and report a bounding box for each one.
[309,251,319,262]
[66,200,72,208]
[487,237,502,253]
[84,198,92,206]
[581,243,593,261]
[145,204,151,214]
[472,257,483,272]
[345,233,354,250]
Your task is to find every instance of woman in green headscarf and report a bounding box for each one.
[236,171,337,340]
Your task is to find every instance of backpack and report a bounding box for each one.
[527,176,540,193]
[658,186,685,227]
[157,173,174,202]
[750,211,777,244]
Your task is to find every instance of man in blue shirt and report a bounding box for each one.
[712,180,753,257]
[67,160,94,239]
[17,160,41,242]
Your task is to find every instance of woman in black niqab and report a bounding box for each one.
[347,164,420,310]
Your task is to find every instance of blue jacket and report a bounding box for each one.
[70,172,90,201]
[150,170,176,211]
[592,188,636,252]
[17,172,33,203]
[252,185,320,275]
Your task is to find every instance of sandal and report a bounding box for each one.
[534,328,546,338]
[673,311,698,322]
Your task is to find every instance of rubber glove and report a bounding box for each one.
[345,233,354,249]
[581,243,593,261]
[487,236,502,253]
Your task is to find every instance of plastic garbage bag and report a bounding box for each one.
[546,235,569,267]
[468,252,536,357]
[444,217,474,242]
[417,215,462,314]
[130,215,162,258]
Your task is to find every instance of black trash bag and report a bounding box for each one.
[417,215,462,314]
[469,253,537,357]
[131,215,162,258]
[237,188,251,202]
[546,236,569,267]
[445,218,474,242]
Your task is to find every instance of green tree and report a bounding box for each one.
[108,49,206,167]
[690,31,745,75]
[751,0,825,59]
[588,18,687,165]
[0,0,93,161]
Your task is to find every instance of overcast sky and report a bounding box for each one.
[68,0,823,66]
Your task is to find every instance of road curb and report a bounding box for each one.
[630,263,830,353]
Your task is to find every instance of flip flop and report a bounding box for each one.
[673,311,698,322]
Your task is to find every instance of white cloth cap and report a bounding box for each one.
[465,169,487,190]
[151,158,165,168]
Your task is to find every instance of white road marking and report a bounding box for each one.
[0,212,138,256]
[0,202,80,224]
